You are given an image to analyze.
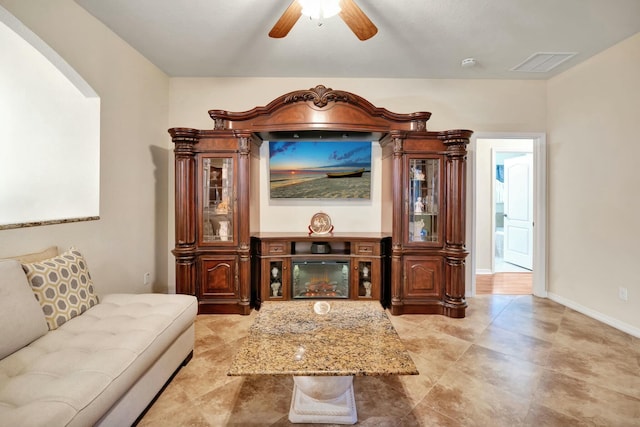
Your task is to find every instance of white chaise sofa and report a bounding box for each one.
[0,248,197,427]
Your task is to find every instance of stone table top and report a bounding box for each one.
[228,301,418,377]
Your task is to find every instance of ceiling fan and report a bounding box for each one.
[269,0,378,41]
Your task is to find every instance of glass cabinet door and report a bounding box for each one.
[202,157,234,243]
[356,260,373,298]
[268,260,284,298]
[408,157,440,244]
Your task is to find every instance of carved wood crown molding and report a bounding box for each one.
[238,136,250,154]
[392,136,404,153]
[206,85,434,133]
[213,118,225,130]
[283,85,356,108]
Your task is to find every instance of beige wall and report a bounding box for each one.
[547,32,640,331]
[0,0,171,295]
[3,0,635,334]
[168,78,547,132]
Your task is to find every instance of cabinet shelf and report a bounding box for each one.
[204,209,231,215]
[291,252,350,258]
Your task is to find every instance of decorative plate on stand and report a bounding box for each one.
[309,212,333,235]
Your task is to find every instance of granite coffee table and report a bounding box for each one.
[228,300,418,424]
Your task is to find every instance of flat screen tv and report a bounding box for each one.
[269,140,372,199]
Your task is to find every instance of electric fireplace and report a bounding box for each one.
[292,260,349,299]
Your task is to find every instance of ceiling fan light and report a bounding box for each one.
[299,0,341,20]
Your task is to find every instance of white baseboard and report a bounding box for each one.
[547,292,640,339]
[476,269,493,275]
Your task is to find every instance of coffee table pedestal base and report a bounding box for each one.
[289,376,357,424]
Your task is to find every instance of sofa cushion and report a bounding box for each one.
[0,293,198,427]
[0,260,49,359]
[22,248,98,330]
[7,246,58,263]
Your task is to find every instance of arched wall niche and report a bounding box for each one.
[0,6,100,229]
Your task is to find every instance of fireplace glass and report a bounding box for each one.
[292,260,349,299]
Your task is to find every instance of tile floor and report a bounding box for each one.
[137,295,640,426]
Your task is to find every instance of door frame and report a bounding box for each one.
[466,132,547,298]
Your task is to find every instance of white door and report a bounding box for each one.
[503,154,533,270]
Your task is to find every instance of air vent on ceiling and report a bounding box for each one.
[511,52,577,73]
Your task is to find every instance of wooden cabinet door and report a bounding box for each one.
[199,256,238,299]
[403,256,443,299]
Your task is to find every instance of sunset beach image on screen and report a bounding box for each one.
[269,141,372,199]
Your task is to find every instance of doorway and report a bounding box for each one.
[495,150,533,273]
[466,134,547,297]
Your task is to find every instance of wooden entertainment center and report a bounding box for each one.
[169,85,472,317]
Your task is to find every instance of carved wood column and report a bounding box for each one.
[169,128,198,296]
[236,131,252,311]
[443,133,471,317]
[389,132,405,313]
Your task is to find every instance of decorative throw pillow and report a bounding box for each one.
[8,246,58,263]
[0,259,49,359]
[22,248,98,330]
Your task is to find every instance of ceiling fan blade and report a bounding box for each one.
[339,0,378,41]
[269,1,303,38]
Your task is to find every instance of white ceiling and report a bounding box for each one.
[74,0,640,79]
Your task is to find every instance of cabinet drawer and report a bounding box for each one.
[263,241,289,255]
[354,242,379,256]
